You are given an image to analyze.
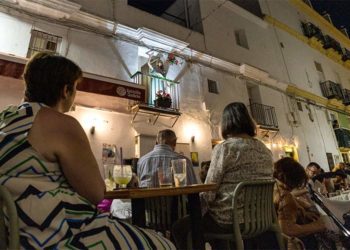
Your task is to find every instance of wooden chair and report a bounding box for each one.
[0,185,20,250]
[205,180,285,250]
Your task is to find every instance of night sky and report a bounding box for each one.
[310,0,350,34]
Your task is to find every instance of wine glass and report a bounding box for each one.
[113,165,133,188]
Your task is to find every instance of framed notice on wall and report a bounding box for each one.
[191,152,199,167]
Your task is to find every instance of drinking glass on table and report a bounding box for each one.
[113,165,133,188]
[157,165,173,187]
[171,159,187,187]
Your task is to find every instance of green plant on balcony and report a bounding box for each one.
[154,90,172,108]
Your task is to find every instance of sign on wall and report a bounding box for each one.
[78,77,146,102]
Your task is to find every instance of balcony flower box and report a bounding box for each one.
[154,90,172,108]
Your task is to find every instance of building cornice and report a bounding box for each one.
[3,0,81,19]
[289,0,350,50]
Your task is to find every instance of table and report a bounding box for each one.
[105,183,217,250]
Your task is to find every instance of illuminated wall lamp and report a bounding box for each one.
[191,135,195,143]
[90,125,95,135]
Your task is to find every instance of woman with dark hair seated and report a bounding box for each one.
[0,53,174,249]
[172,102,274,249]
[273,158,337,249]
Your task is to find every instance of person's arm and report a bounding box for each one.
[53,115,105,204]
[278,193,326,238]
[201,144,227,204]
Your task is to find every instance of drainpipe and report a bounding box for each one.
[306,145,311,162]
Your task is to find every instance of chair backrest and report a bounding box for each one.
[232,179,276,238]
[0,186,20,250]
[145,195,187,233]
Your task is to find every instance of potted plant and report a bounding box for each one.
[166,53,179,65]
[154,90,172,108]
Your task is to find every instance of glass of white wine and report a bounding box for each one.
[113,165,133,188]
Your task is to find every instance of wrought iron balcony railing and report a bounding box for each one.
[323,35,343,54]
[342,89,350,106]
[249,103,278,129]
[320,80,343,100]
[342,48,350,62]
[301,22,324,41]
[131,71,180,110]
[334,128,350,148]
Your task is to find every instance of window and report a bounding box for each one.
[342,153,349,164]
[235,29,249,49]
[208,79,219,94]
[314,61,325,82]
[297,101,303,111]
[326,152,335,170]
[27,30,62,58]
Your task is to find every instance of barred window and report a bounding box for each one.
[27,30,62,58]
[208,79,219,94]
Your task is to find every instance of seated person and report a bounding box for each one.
[173,102,274,250]
[0,53,174,249]
[332,163,348,190]
[137,129,197,187]
[274,158,337,249]
[199,160,210,183]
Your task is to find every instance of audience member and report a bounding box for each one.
[0,53,174,249]
[199,160,211,183]
[306,162,321,179]
[274,158,337,249]
[137,129,197,187]
[306,162,328,195]
[172,102,274,249]
[332,163,348,190]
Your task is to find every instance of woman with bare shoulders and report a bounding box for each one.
[0,53,174,249]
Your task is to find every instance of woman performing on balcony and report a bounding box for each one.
[0,53,175,249]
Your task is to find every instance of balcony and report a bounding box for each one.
[342,89,350,106]
[301,22,324,41]
[249,103,278,130]
[320,80,343,100]
[130,71,181,127]
[342,48,350,62]
[334,128,350,148]
[323,35,343,54]
[131,71,180,110]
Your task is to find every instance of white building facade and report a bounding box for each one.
[0,0,349,173]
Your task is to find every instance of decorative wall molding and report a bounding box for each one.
[5,0,81,19]
[239,64,269,81]
[71,11,115,33]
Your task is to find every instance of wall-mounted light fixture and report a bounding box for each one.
[90,125,95,135]
[191,135,195,143]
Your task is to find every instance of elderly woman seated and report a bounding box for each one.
[273,158,338,249]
